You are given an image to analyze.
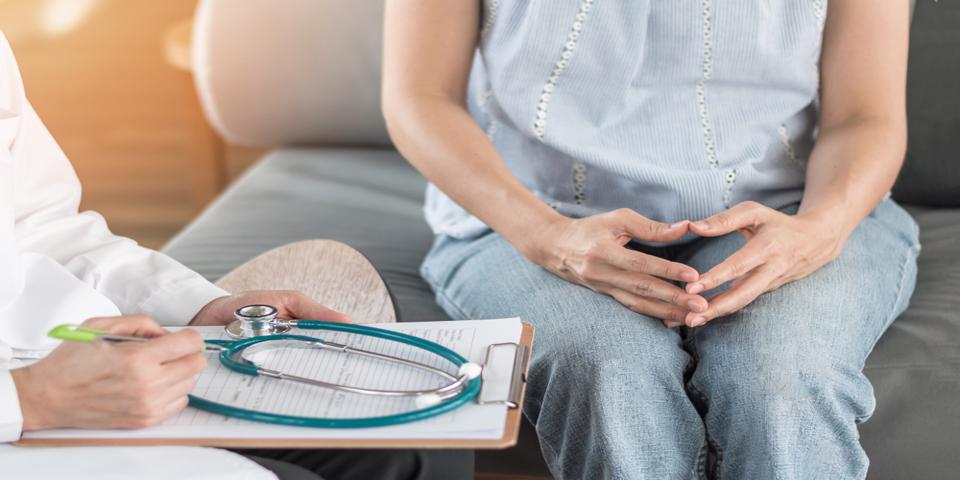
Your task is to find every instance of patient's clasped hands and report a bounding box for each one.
[526,201,846,329]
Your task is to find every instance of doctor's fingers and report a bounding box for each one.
[122,329,206,363]
[121,392,192,429]
[151,376,197,409]
[116,372,197,426]
[281,291,352,323]
[594,268,707,312]
[158,350,209,380]
[82,314,166,338]
[103,349,202,396]
[157,396,191,423]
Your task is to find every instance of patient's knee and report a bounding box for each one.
[533,318,687,393]
[701,343,871,423]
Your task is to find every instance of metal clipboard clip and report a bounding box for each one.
[477,342,529,408]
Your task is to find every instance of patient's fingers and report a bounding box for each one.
[685,265,781,327]
[597,268,707,312]
[687,238,768,294]
[607,247,699,283]
[607,288,690,326]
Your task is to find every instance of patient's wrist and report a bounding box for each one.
[513,212,570,266]
[10,366,56,432]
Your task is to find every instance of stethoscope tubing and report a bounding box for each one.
[188,320,482,428]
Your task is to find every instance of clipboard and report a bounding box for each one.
[16,322,534,450]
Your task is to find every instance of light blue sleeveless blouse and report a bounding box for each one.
[424,0,828,240]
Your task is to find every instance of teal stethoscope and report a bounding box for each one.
[189,305,483,428]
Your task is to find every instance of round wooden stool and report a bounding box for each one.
[215,240,397,324]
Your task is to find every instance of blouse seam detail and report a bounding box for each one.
[812,0,826,31]
[722,168,738,208]
[486,119,499,140]
[481,0,500,38]
[480,89,499,139]
[573,161,587,205]
[697,0,719,170]
[811,1,827,87]
[777,124,803,167]
[533,0,593,140]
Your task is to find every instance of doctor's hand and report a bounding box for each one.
[524,209,708,325]
[683,201,846,327]
[10,315,207,431]
[190,290,352,326]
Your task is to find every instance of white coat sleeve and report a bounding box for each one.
[11,103,228,325]
[0,372,22,442]
[0,339,22,442]
[3,35,227,325]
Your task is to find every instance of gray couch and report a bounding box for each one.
[165,1,960,478]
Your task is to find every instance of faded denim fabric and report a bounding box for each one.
[420,198,919,480]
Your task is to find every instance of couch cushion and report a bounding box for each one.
[860,206,960,478]
[164,150,959,478]
[192,0,390,147]
[163,148,444,321]
[892,0,960,206]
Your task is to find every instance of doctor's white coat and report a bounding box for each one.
[0,32,274,479]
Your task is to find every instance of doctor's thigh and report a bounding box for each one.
[236,448,474,480]
[10,315,207,431]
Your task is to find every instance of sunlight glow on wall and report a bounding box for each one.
[40,0,103,36]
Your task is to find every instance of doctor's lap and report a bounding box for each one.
[420,198,918,480]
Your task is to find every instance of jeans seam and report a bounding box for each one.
[870,242,919,350]
[687,380,722,480]
[711,429,723,480]
[854,242,918,425]
[874,201,921,343]
[686,331,721,480]
[695,441,709,480]
[535,428,563,478]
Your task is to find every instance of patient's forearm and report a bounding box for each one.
[799,116,906,241]
[801,0,909,242]
[381,0,561,255]
[384,96,562,255]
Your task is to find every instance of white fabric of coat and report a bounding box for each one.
[0,32,273,479]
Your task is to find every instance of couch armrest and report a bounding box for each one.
[191,0,390,147]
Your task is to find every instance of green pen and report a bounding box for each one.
[48,324,227,352]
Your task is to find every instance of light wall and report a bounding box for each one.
[0,0,230,248]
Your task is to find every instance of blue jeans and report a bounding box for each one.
[420,198,920,480]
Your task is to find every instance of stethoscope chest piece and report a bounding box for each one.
[226,304,292,339]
